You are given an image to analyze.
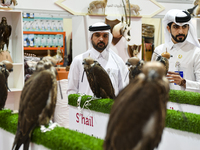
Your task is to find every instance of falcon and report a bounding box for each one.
[82,55,115,99]
[126,56,145,82]
[155,50,171,75]
[0,17,12,52]
[12,57,57,150]
[0,60,13,110]
[104,61,169,150]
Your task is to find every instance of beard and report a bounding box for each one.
[92,41,108,51]
[171,33,187,43]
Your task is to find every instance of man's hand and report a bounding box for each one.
[166,71,186,88]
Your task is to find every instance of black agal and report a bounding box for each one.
[89,24,111,31]
[175,11,191,23]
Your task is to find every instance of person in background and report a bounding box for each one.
[152,9,200,92]
[67,22,129,97]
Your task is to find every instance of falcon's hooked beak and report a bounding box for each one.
[82,60,86,65]
[126,61,131,66]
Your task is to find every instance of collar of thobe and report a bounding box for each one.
[167,40,188,51]
[91,48,109,60]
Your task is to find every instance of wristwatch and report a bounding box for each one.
[180,78,186,87]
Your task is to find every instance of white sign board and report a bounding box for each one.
[69,105,109,139]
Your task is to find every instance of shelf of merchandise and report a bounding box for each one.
[0,10,24,110]
[23,31,66,65]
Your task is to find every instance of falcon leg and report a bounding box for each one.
[91,95,99,100]
[40,120,60,132]
[6,41,10,53]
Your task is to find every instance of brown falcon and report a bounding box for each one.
[0,60,13,110]
[104,61,169,150]
[156,50,171,75]
[0,17,12,52]
[82,55,115,99]
[12,58,57,150]
[126,56,145,82]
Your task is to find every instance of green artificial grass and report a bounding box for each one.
[0,109,103,150]
[68,90,200,115]
[1,89,200,150]
[0,109,18,134]
[169,89,200,106]
[68,90,200,135]
[68,94,114,114]
[166,109,200,134]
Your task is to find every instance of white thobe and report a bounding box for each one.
[152,40,200,93]
[67,48,129,96]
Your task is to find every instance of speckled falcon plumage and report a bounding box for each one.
[104,61,169,150]
[156,55,169,75]
[0,17,12,52]
[12,58,57,150]
[126,56,145,82]
[82,55,115,99]
[0,60,13,110]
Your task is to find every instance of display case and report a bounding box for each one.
[142,23,155,61]
[23,31,66,65]
[0,10,24,110]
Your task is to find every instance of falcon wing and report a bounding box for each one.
[104,75,168,150]
[0,69,8,109]
[7,25,12,37]
[93,63,115,99]
[12,69,57,150]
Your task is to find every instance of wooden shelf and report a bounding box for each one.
[23,31,65,34]
[24,47,62,50]
[0,10,24,110]
[8,88,22,92]
[23,31,66,65]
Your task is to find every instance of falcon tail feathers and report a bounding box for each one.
[12,124,36,150]
[12,135,30,150]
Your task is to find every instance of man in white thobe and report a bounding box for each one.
[152,9,200,93]
[67,22,129,97]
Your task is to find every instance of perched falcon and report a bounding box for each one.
[104,61,169,150]
[12,58,57,150]
[82,55,115,99]
[0,17,12,52]
[156,50,171,75]
[126,56,145,82]
[53,47,63,64]
[43,50,58,66]
[0,60,13,110]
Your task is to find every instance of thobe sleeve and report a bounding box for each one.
[185,51,200,92]
[151,47,159,61]
[67,57,81,95]
[119,61,129,91]
[118,69,123,92]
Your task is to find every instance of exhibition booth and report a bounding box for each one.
[1,0,200,150]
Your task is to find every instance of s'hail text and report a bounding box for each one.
[76,113,94,127]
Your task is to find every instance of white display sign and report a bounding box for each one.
[69,105,109,139]
[167,101,200,115]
